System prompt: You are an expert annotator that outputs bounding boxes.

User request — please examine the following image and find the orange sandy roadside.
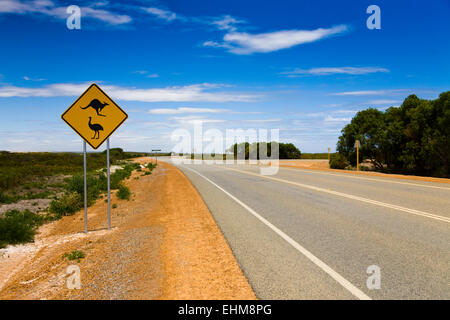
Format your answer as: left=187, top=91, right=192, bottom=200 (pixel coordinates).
left=0, top=159, right=256, bottom=300
left=276, top=160, right=450, bottom=184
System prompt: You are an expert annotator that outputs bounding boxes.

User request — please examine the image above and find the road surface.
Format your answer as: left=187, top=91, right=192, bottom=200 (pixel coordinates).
left=167, top=159, right=450, bottom=300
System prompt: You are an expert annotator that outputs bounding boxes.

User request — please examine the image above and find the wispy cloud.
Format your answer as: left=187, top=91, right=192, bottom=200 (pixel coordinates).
left=143, top=7, right=176, bottom=21
left=332, top=89, right=409, bottom=96
left=241, top=118, right=281, bottom=123
left=211, top=15, right=245, bottom=32
left=149, top=107, right=229, bottom=114
left=0, top=82, right=259, bottom=102
left=0, top=0, right=132, bottom=25
left=324, top=115, right=352, bottom=122
left=24, top=75, right=46, bottom=82
left=280, top=66, right=389, bottom=77
left=169, top=115, right=226, bottom=124
left=204, top=25, right=348, bottom=55
left=366, top=99, right=402, bottom=105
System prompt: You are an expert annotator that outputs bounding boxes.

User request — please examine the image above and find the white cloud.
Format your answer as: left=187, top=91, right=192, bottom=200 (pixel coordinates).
left=280, top=66, right=389, bottom=76
left=0, top=0, right=131, bottom=25
left=146, top=74, right=159, bottom=78
left=366, top=99, right=402, bottom=105
left=23, top=75, right=46, bottom=81
left=169, top=115, right=226, bottom=125
left=143, top=7, right=176, bottom=21
left=149, top=107, right=229, bottom=114
left=324, top=115, right=352, bottom=122
left=241, top=119, right=281, bottom=123
left=0, top=82, right=259, bottom=102
left=203, top=41, right=233, bottom=49
left=211, top=15, right=245, bottom=32
left=205, top=25, right=348, bottom=54
left=332, top=89, right=409, bottom=96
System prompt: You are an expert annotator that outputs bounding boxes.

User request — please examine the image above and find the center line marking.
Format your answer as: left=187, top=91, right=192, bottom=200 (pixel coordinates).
left=219, top=166, right=450, bottom=224
left=183, top=166, right=372, bottom=300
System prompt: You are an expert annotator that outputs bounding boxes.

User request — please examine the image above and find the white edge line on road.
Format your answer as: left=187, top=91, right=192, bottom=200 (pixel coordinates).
left=277, top=166, right=450, bottom=191
left=223, top=166, right=450, bottom=224
left=183, top=166, right=372, bottom=301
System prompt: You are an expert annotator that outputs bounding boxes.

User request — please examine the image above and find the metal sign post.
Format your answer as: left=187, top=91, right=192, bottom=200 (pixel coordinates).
left=328, top=147, right=331, bottom=162
left=107, top=138, right=111, bottom=229
left=83, top=141, right=88, bottom=233
left=152, top=149, right=161, bottom=165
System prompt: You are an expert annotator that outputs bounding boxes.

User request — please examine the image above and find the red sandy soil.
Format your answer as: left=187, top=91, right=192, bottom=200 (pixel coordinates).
left=276, top=160, right=450, bottom=184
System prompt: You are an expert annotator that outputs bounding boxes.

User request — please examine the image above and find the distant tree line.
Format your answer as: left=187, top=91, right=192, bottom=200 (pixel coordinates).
left=228, top=142, right=301, bottom=159
left=335, top=91, right=450, bottom=178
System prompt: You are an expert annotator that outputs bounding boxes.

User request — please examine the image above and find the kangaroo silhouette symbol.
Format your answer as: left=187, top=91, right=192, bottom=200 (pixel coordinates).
left=81, top=99, right=108, bottom=117
left=88, top=117, right=103, bottom=139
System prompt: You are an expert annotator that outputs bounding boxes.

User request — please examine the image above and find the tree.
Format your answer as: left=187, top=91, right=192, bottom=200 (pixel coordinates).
left=228, top=142, right=301, bottom=159
left=335, top=91, right=450, bottom=178
left=337, top=108, right=386, bottom=169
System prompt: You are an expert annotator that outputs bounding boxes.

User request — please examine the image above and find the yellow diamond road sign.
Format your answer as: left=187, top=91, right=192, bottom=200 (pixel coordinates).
left=61, top=83, right=128, bottom=150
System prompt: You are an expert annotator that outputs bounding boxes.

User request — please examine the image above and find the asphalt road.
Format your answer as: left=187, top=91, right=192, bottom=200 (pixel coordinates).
left=167, top=159, right=450, bottom=300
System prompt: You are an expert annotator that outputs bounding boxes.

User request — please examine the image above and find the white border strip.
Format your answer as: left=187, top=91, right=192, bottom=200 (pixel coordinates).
left=183, top=166, right=372, bottom=300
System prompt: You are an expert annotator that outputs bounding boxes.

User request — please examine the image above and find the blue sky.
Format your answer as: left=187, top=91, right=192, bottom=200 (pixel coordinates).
left=0, top=0, right=449, bottom=153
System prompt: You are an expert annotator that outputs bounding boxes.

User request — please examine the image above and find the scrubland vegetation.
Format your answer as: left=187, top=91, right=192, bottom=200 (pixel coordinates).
left=0, top=149, right=148, bottom=248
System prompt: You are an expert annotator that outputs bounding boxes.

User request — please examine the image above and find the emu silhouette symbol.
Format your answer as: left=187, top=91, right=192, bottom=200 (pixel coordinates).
left=88, top=117, right=103, bottom=139
left=81, top=99, right=108, bottom=117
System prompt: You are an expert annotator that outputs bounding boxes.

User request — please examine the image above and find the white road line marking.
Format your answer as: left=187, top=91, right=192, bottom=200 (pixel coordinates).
left=222, top=166, right=450, bottom=224
left=183, top=166, right=372, bottom=301
left=277, top=166, right=450, bottom=190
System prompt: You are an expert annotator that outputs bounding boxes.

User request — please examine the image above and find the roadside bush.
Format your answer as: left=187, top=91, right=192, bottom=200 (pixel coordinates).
left=63, top=250, right=85, bottom=262
left=146, top=163, right=157, bottom=171
left=117, top=185, right=131, bottom=200
left=0, top=210, right=44, bottom=248
left=48, top=192, right=83, bottom=218
left=110, top=163, right=138, bottom=189
left=0, top=191, right=19, bottom=204
left=329, top=153, right=349, bottom=169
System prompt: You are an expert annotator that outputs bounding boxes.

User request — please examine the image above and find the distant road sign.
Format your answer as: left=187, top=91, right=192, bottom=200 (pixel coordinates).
left=61, top=83, right=128, bottom=149
left=152, top=149, right=162, bottom=152
left=354, top=140, right=360, bottom=148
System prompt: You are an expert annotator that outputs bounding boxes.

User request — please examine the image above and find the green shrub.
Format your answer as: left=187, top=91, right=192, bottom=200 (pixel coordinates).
left=329, top=153, right=349, bottom=169
left=65, top=174, right=101, bottom=204
left=48, top=192, right=83, bottom=218
left=146, top=163, right=157, bottom=171
left=0, top=191, right=19, bottom=204
left=117, top=185, right=131, bottom=200
left=0, top=210, right=44, bottom=248
left=63, top=250, right=85, bottom=262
